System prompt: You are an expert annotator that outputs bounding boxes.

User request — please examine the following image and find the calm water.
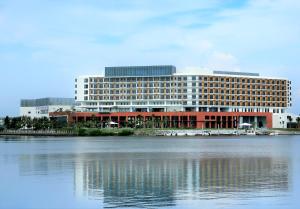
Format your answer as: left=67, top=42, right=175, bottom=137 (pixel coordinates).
left=0, top=136, right=300, bottom=209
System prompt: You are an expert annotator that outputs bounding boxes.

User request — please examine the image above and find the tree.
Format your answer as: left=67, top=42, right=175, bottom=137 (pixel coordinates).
left=287, top=116, right=293, bottom=128
left=11, top=117, right=21, bottom=129
left=4, top=116, right=10, bottom=129
left=18, top=116, right=32, bottom=129
left=41, top=117, right=51, bottom=130
left=163, top=117, right=169, bottom=128
left=296, top=117, right=300, bottom=129
left=145, top=117, right=153, bottom=128
left=136, top=115, right=143, bottom=128
left=33, top=117, right=50, bottom=130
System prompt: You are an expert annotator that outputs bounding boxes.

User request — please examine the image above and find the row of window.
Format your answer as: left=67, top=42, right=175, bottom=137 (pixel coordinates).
left=85, top=88, right=291, bottom=96
left=84, top=76, right=289, bottom=85
left=87, top=94, right=286, bottom=102
left=85, top=89, right=287, bottom=98
left=86, top=82, right=288, bottom=90
left=84, top=96, right=287, bottom=108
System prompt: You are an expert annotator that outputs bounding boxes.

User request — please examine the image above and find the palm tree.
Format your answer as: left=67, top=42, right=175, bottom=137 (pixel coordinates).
left=90, top=114, right=98, bottom=128
left=136, top=115, right=144, bottom=128
left=163, top=117, right=169, bottom=128
left=145, top=115, right=154, bottom=128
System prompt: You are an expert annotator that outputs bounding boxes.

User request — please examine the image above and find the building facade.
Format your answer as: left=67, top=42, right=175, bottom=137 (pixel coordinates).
left=20, top=97, right=75, bottom=118
left=73, top=65, right=292, bottom=128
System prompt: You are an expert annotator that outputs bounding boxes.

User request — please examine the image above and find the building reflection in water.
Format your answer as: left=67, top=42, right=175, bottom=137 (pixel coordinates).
left=73, top=153, right=289, bottom=208
left=17, top=152, right=289, bottom=208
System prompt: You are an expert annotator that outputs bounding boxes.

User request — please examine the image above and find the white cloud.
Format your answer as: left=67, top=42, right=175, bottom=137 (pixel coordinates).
left=206, top=51, right=240, bottom=71
left=1, top=0, right=300, bottom=115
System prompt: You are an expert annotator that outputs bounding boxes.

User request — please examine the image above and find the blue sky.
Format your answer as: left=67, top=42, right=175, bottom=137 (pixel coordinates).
left=0, top=0, right=299, bottom=116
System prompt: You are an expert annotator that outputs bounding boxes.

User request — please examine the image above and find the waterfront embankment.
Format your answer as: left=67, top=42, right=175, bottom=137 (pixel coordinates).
left=1, top=128, right=300, bottom=137
left=0, top=129, right=77, bottom=136
left=0, top=128, right=134, bottom=137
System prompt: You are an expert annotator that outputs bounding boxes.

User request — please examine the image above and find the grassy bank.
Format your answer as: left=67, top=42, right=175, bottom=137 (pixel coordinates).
left=2, top=127, right=300, bottom=137
left=271, top=128, right=300, bottom=131
left=77, top=128, right=134, bottom=136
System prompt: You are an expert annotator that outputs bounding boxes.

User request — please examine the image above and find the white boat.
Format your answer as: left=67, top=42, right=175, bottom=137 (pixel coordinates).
left=269, top=132, right=279, bottom=136
left=246, top=129, right=256, bottom=136
left=200, top=131, right=211, bottom=136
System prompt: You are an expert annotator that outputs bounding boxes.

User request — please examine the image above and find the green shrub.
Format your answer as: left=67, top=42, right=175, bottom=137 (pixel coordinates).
left=89, top=129, right=102, bottom=136
left=78, top=128, right=87, bottom=136
left=99, top=131, right=114, bottom=136
left=118, top=129, right=134, bottom=136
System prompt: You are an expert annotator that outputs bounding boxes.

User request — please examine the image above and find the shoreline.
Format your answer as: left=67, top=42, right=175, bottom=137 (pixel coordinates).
left=1, top=128, right=300, bottom=137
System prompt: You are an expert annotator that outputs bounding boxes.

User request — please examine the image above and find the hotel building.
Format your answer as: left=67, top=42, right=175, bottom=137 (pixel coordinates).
left=57, top=65, right=292, bottom=128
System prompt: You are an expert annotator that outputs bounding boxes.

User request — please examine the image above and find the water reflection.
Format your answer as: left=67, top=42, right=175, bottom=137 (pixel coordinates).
left=17, top=152, right=288, bottom=208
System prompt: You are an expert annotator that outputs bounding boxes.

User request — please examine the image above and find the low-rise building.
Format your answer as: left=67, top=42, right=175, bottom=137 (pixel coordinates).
left=20, top=97, right=75, bottom=118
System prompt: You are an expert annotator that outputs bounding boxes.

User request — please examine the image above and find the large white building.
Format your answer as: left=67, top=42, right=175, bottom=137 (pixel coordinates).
left=20, top=97, right=75, bottom=118
left=74, top=65, right=292, bottom=128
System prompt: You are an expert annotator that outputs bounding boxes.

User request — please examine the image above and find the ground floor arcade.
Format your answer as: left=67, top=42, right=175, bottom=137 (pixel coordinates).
left=50, top=112, right=272, bottom=129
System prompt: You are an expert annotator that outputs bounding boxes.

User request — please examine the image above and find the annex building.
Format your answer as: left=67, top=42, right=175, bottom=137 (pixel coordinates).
left=52, top=65, right=292, bottom=129
left=20, top=97, right=75, bottom=118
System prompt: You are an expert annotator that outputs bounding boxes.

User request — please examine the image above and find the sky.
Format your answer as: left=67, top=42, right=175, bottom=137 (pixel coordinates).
left=0, top=0, right=299, bottom=116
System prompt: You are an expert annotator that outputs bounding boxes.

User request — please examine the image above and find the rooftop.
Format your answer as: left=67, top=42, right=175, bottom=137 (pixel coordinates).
left=21, top=98, right=75, bottom=107
left=105, top=65, right=176, bottom=77
left=213, top=71, right=259, bottom=77
left=77, top=66, right=288, bottom=80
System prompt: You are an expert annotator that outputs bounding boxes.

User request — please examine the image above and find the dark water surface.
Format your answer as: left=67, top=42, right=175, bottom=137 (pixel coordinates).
left=0, top=136, right=300, bottom=209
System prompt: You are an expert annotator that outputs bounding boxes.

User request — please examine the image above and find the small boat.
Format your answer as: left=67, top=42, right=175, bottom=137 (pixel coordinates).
left=233, top=131, right=240, bottom=136
left=201, top=131, right=211, bottom=136
left=269, top=132, right=279, bottom=136
left=246, top=129, right=256, bottom=136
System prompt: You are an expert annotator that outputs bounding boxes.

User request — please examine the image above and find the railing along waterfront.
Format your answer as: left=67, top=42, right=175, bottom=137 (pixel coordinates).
left=0, top=129, right=77, bottom=136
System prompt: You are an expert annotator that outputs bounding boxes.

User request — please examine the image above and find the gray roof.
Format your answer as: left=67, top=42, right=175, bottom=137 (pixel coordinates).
left=20, top=98, right=75, bottom=107
left=105, top=65, right=176, bottom=77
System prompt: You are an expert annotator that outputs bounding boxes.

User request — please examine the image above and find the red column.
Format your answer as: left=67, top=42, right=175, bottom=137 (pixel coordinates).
left=226, top=116, right=228, bottom=129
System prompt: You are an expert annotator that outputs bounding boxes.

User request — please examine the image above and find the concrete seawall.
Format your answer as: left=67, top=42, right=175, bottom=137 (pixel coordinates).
left=0, top=130, right=77, bottom=137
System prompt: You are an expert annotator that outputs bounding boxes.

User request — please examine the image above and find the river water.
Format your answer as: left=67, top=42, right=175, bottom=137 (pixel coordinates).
left=0, top=136, right=299, bottom=209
